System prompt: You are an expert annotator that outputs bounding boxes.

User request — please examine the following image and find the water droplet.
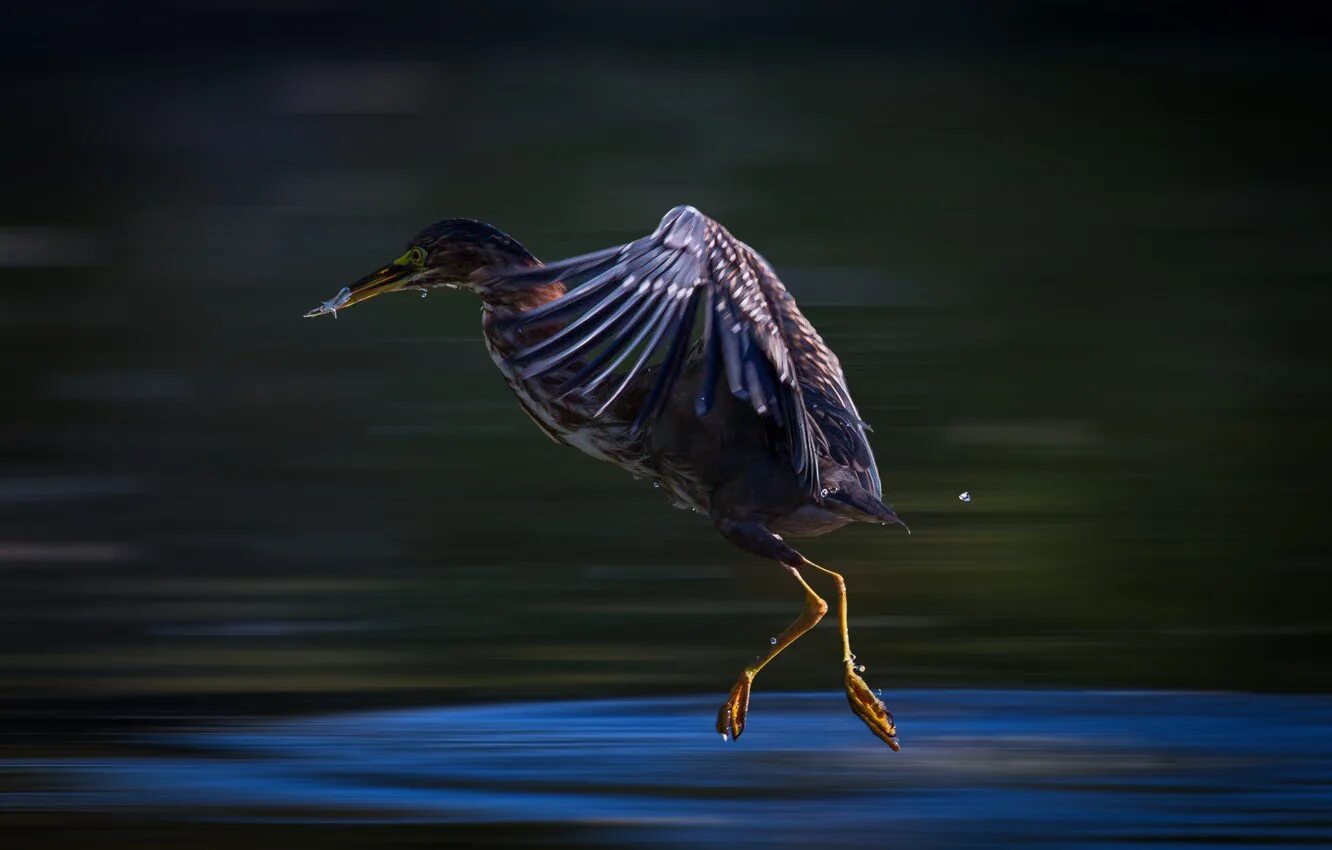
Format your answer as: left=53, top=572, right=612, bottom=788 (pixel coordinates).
left=820, top=488, right=829, bottom=497
left=651, top=481, right=660, bottom=489
left=721, top=732, right=728, bottom=741
left=876, top=689, right=883, bottom=698
left=857, top=664, right=866, bottom=673
left=420, top=289, right=428, bottom=298
left=959, top=491, right=971, bottom=502
left=769, top=636, right=777, bottom=645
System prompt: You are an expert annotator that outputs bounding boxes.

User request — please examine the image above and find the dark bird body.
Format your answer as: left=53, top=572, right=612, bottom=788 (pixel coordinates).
left=307, top=206, right=907, bottom=748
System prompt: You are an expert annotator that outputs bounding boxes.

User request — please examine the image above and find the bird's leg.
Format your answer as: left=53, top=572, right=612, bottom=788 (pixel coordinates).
left=716, top=562, right=827, bottom=741
left=714, top=520, right=828, bottom=741
left=801, top=558, right=900, bottom=750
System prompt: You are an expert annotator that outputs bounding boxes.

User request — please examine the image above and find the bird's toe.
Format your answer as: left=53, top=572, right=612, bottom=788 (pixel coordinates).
left=716, top=675, right=753, bottom=741
left=845, top=664, right=900, bottom=750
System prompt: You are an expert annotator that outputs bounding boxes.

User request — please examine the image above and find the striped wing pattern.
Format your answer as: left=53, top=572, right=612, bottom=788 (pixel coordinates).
left=481, top=205, right=876, bottom=499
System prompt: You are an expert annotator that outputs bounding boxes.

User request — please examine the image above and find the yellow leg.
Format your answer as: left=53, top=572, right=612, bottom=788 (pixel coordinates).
left=803, top=557, right=900, bottom=750
left=716, top=563, right=828, bottom=740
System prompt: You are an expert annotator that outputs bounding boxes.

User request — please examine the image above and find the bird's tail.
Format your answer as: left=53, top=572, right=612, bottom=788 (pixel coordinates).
left=823, top=489, right=910, bottom=534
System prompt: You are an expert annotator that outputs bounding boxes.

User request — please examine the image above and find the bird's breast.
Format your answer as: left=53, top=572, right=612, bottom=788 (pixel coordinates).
left=480, top=310, right=637, bottom=467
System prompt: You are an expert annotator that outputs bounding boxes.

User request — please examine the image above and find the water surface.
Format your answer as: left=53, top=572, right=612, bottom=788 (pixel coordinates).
left=8, top=690, right=1332, bottom=847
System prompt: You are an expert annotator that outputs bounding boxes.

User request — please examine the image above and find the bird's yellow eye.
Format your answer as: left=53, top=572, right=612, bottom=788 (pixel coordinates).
left=395, top=246, right=427, bottom=267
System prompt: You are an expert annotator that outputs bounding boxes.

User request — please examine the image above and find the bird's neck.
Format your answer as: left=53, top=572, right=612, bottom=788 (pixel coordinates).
left=477, top=258, right=569, bottom=360
left=479, top=272, right=566, bottom=314
left=459, top=228, right=564, bottom=315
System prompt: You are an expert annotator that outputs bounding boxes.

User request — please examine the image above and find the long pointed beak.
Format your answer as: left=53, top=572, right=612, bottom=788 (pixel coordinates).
left=304, top=262, right=412, bottom=318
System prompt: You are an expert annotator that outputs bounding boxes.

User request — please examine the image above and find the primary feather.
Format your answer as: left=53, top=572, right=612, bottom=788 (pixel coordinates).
left=479, top=205, right=880, bottom=502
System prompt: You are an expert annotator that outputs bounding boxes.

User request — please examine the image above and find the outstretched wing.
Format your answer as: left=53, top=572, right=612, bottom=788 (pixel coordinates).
left=482, top=205, right=862, bottom=497
left=768, top=285, right=883, bottom=499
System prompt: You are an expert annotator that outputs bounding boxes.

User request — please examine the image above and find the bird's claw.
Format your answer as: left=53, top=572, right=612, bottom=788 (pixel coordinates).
left=845, top=663, right=900, bottom=750
left=716, top=673, right=753, bottom=741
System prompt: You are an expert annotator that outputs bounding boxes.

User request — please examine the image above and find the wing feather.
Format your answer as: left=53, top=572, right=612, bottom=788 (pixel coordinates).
left=479, top=205, right=876, bottom=498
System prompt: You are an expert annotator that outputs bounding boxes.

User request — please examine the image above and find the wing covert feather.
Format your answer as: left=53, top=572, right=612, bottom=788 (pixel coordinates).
left=480, top=205, right=878, bottom=498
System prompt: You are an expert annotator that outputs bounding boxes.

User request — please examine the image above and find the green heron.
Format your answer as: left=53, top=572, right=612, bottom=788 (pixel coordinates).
left=306, top=206, right=908, bottom=749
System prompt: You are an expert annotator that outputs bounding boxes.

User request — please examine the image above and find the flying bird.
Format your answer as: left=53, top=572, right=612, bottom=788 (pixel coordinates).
left=306, top=206, right=908, bottom=748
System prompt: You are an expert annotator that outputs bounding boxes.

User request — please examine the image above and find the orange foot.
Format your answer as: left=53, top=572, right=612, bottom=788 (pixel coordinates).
left=846, top=663, right=900, bottom=750
left=716, top=672, right=753, bottom=741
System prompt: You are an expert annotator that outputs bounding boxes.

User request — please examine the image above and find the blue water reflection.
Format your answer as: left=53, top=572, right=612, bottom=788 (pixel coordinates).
left=8, top=690, right=1331, bottom=847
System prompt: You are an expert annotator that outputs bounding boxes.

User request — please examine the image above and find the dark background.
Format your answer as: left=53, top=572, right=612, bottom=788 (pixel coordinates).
left=2, top=2, right=1330, bottom=844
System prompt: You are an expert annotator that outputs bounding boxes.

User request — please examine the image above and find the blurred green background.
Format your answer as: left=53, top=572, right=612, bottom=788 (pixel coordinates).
left=2, top=2, right=1329, bottom=737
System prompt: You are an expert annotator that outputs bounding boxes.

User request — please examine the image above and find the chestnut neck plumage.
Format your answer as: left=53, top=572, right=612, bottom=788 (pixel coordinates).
left=465, top=234, right=579, bottom=446
left=464, top=233, right=567, bottom=357
left=479, top=277, right=568, bottom=364
left=479, top=277, right=566, bottom=314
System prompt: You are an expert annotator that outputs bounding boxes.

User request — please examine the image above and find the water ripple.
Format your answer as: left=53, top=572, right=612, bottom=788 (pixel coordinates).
left=5, top=690, right=1331, bottom=847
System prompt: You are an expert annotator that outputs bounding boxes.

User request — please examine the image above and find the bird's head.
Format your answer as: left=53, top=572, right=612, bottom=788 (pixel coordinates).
left=304, top=219, right=536, bottom=318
